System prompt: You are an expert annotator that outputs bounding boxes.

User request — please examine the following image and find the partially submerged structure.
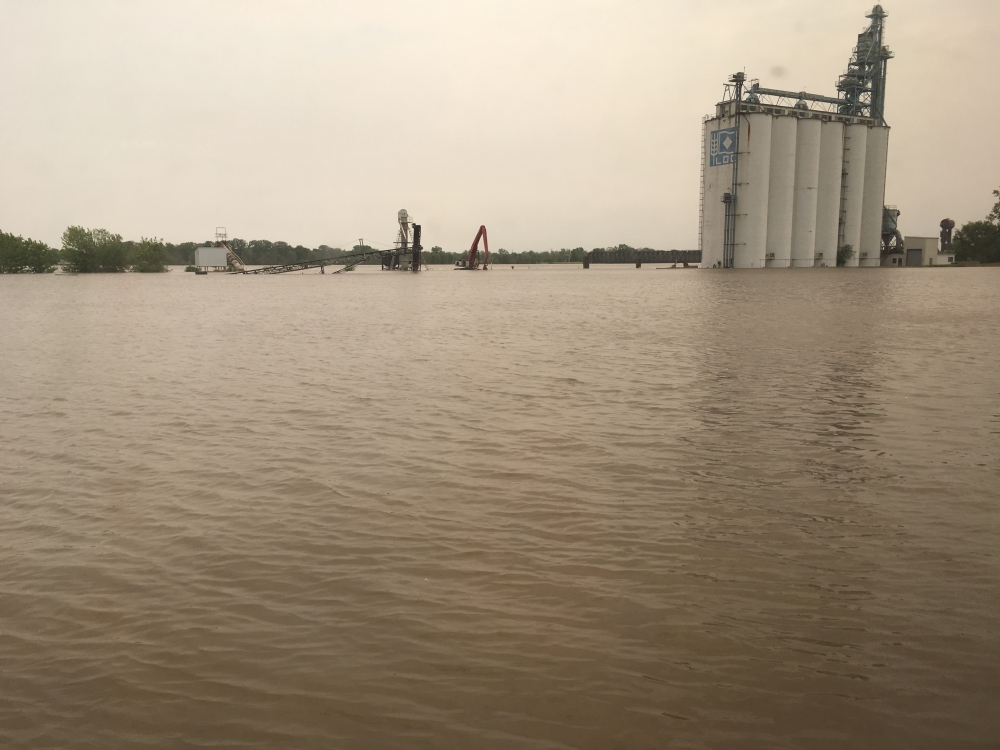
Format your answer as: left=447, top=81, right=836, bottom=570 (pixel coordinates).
left=194, top=228, right=246, bottom=272
left=453, top=225, right=490, bottom=270
left=234, top=212, right=422, bottom=275
left=383, top=210, right=422, bottom=271
left=700, top=5, right=893, bottom=268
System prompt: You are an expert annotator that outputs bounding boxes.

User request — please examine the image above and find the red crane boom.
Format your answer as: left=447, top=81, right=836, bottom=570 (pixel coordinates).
left=467, top=225, right=489, bottom=268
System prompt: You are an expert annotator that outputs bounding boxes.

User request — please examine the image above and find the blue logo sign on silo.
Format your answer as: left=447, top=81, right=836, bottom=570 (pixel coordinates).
left=710, top=127, right=737, bottom=167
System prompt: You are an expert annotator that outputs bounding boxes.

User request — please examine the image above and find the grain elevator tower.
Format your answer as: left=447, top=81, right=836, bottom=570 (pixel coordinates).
left=699, top=5, right=893, bottom=268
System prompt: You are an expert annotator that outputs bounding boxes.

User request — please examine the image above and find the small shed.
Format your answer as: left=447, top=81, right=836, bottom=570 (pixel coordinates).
left=194, top=246, right=229, bottom=269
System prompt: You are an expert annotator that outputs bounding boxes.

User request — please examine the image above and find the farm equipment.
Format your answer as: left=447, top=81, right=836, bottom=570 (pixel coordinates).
left=454, top=225, right=489, bottom=270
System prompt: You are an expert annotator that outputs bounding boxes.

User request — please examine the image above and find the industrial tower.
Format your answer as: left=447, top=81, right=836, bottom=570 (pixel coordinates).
left=384, top=209, right=422, bottom=271
left=700, top=5, right=893, bottom=268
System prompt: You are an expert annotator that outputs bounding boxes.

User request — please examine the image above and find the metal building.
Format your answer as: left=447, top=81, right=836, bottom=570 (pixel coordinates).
left=700, top=5, right=893, bottom=268
left=194, top=246, right=229, bottom=269
left=901, top=237, right=956, bottom=267
left=384, top=209, right=422, bottom=271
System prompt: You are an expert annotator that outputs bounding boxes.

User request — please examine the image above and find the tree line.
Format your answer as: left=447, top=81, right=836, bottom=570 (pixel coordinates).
left=0, top=227, right=352, bottom=273
left=1, top=228, right=609, bottom=273
left=953, top=185, right=1000, bottom=264
left=191, top=242, right=597, bottom=266
left=431, top=247, right=591, bottom=264
left=107, top=238, right=632, bottom=267
left=0, top=231, right=60, bottom=273
left=4, top=184, right=998, bottom=273
left=6, top=197, right=997, bottom=273
left=0, top=226, right=172, bottom=273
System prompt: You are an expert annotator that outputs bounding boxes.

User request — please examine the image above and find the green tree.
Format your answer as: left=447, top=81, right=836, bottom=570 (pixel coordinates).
left=317, top=245, right=345, bottom=259
left=130, top=237, right=170, bottom=272
left=348, top=243, right=384, bottom=264
left=988, top=186, right=1000, bottom=224
left=24, top=238, right=58, bottom=273
left=0, top=231, right=57, bottom=273
left=837, top=244, right=855, bottom=266
left=165, top=241, right=199, bottom=265
left=247, top=239, right=275, bottom=265
left=953, top=185, right=1000, bottom=264
left=953, top=221, right=1000, bottom=264
left=61, top=226, right=128, bottom=272
left=0, top=232, right=19, bottom=272
left=273, top=241, right=295, bottom=263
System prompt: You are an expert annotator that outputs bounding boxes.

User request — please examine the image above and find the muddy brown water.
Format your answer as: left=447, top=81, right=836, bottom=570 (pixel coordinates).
left=1, top=265, right=998, bottom=749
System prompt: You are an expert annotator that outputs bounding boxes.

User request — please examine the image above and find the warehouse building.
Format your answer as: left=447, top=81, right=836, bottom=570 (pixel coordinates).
left=901, top=237, right=955, bottom=267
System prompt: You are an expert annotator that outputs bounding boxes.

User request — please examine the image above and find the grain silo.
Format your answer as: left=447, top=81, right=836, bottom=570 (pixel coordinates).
left=699, top=5, right=893, bottom=269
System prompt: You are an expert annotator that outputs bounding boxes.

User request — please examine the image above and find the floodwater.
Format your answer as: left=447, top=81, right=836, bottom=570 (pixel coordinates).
left=1, top=265, right=998, bottom=749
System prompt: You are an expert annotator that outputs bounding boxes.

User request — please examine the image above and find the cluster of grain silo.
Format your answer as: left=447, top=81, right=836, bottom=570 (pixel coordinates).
left=699, top=5, right=893, bottom=269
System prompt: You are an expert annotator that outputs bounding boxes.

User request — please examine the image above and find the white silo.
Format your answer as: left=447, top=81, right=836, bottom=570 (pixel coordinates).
left=859, top=126, right=890, bottom=266
left=697, top=5, right=894, bottom=270
left=814, top=120, right=845, bottom=267
left=765, top=116, right=797, bottom=267
left=699, top=117, right=731, bottom=268
left=733, top=112, right=773, bottom=268
left=840, top=123, right=868, bottom=267
left=790, top=117, right=822, bottom=267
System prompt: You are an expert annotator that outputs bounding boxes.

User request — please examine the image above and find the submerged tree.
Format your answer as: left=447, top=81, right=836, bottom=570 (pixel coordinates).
left=61, top=226, right=128, bottom=272
left=130, top=237, right=170, bottom=272
left=0, top=231, right=58, bottom=273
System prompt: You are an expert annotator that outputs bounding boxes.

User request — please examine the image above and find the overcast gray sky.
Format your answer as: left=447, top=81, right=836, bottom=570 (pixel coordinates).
left=1, top=0, right=997, bottom=252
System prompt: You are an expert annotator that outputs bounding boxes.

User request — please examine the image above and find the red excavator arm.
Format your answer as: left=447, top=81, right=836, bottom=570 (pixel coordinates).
left=467, top=225, right=489, bottom=267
